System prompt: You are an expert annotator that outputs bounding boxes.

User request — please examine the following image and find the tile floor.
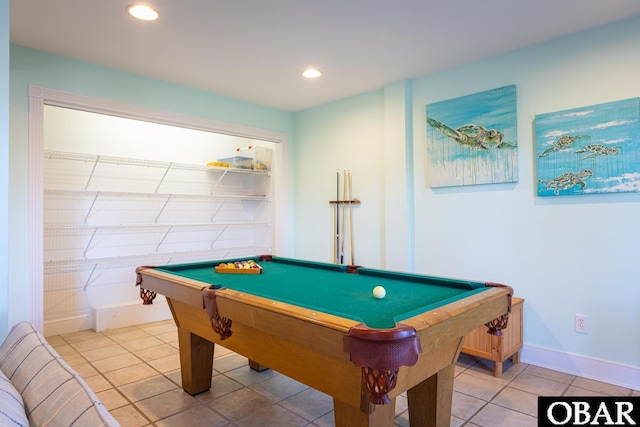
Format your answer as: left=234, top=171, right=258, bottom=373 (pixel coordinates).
left=48, top=320, right=639, bottom=427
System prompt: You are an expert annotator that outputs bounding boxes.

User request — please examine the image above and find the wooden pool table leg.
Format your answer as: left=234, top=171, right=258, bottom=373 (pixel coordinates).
left=406, top=363, right=455, bottom=427
left=333, top=398, right=395, bottom=427
left=248, top=360, right=269, bottom=371
left=177, top=326, right=214, bottom=395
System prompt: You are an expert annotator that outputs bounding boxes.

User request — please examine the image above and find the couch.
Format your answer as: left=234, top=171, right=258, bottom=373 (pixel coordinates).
left=0, top=322, right=120, bottom=426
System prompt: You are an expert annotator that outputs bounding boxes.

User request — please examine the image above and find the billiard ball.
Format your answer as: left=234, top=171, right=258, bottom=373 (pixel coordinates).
left=373, top=286, right=386, bottom=299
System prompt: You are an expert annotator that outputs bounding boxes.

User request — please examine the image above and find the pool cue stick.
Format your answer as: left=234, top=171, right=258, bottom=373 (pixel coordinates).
left=335, top=170, right=340, bottom=263
left=332, top=199, right=336, bottom=263
left=340, top=170, right=347, bottom=264
left=348, top=171, right=354, bottom=265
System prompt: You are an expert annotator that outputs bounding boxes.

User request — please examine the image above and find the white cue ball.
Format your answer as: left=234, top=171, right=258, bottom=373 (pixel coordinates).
left=373, top=286, right=386, bottom=299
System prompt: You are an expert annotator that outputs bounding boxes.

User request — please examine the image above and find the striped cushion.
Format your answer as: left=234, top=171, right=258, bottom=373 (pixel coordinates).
left=0, top=322, right=120, bottom=426
left=0, top=367, right=28, bottom=427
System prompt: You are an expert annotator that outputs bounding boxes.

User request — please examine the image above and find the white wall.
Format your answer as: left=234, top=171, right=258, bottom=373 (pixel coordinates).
left=295, top=16, right=640, bottom=387
left=0, top=0, right=9, bottom=338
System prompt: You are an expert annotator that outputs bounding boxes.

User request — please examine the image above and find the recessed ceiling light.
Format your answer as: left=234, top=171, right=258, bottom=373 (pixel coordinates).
left=127, top=4, right=159, bottom=21
left=302, top=69, right=322, bottom=79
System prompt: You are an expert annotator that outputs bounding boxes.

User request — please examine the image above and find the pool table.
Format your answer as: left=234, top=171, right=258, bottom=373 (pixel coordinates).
left=136, top=255, right=512, bottom=427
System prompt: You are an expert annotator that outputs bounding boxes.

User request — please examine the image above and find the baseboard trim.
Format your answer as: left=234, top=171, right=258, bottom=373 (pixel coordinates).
left=43, top=298, right=173, bottom=336
left=92, top=296, right=172, bottom=332
left=43, top=315, right=93, bottom=337
left=522, top=344, right=639, bottom=390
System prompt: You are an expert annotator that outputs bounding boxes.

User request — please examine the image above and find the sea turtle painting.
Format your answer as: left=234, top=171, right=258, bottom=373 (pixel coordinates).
left=538, top=169, right=593, bottom=195
left=575, top=144, right=620, bottom=160
left=427, top=118, right=516, bottom=150
left=538, top=134, right=590, bottom=158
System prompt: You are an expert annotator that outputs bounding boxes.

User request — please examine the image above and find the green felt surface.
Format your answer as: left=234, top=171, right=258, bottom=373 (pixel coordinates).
left=156, top=256, right=486, bottom=329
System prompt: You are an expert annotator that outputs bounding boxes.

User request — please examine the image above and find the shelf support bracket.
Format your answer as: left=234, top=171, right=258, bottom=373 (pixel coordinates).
left=210, top=200, right=227, bottom=221
left=83, top=228, right=98, bottom=258
left=210, top=170, right=228, bottom=194
left=155, top=225, right=173, bottom=252
left=155, top=162, right=173, bottom=193
left=82, top=263, right=99, bottom=291
left=210, top=225, right=229, bottom=249
left=155, top=194, right=173, bottom=223
left=84, top=193, right=100, bottom=224
left=84, top=155, right=101, bottom=190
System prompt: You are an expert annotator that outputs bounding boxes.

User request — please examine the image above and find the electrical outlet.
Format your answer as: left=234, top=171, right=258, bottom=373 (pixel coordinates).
left=574, top=314, right=589, bottom=334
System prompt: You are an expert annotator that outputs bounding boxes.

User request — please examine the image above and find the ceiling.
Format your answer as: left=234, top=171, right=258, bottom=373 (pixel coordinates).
left=10, top=1, right=640, bottom=112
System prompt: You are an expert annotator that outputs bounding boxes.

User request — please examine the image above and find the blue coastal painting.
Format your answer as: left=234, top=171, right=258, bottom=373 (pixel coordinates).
left=426, top=85, right=518, bottom=188
left=535, top=98, right=640, bottom=196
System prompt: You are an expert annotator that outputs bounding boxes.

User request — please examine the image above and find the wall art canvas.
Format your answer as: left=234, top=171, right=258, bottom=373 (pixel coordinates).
left=535, top=97, right=640, bottom=196
left=425, top=85, right=518, bottom=188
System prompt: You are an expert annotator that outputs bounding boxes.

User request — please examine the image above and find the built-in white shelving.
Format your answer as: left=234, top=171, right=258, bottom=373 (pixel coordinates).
left=43, top=149, right=273, bottom=329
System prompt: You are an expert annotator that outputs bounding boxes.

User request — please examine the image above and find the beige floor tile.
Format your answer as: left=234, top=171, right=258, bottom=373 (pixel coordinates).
left=96, top=388, right=129, bottom=411
left=491, top=386, right=538, bottom=417
left=214, top=353, right=249, bottom=373
left=210, top=387, right=273, bottom=421
left=103, top=362, right=159, bottom=387
left=195, top=375, right=245, bottom=403
left=109, top=404, right=150, bottom=427
left=155, top=405, right=229, bottom=427
left=571, top=376, right=632, bottom=396
left=103, top=325, right=143, bottom=336
left=84, top=374, right=114, bottom=393
left=509, top=372, right=569, bottom=396
left=82, top=344, right=130, bottom=361
left=109, top=329, right=153, bottom=343
left=469, top=402, right=537, bottom=427
left=135, top=388, right=200, bottom=422
left=155, top=330, right=178, bottom=344
left=71, top=361, right=99, bottom=378
left=138, top=322, right=177, bottom=336
left=226, top=364, right=279, bottom=387
left=249, top=372, right=307, bottom=401
left=280, top=387, right=333, bottom=421
left=147, top=353, right=181, bottom=373
left=61, top=329, right=105, bottom=344
left=70, top=336, right=118, bottom=352
left=118, top=375, right=178, bottom=402
left=453, top=372, right=506, bottom=401
left=49, top=343, right=77, bottom=356
left=214, top=344, right=234, bottom=357
left=164, top=369, right=182, bottom=387
left=395, top=394, right=408, bottom=415
left=451, top=390, right=487, bottom=420
left=120, top=336, right=164, bottom=352
left=93, top=352, right=143, bottom=373
left=524, top=364, right=575, bottom=384
left=564, top=385, right=607, bottom=396
left=134, top=343, right=178, bottom=361
left=236, top=403, right=307, bottom=427
left=59, top=351, right=86, bottom=367
left=311, top=411, right=335, bottom=427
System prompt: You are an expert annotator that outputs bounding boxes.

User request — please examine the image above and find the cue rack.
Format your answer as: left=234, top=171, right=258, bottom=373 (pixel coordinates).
left=329, top=170, right=360, bottom=265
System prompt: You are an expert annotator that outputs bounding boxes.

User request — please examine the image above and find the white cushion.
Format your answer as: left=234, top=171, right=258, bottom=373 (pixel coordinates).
left=0, top=367, right=29, bottom=427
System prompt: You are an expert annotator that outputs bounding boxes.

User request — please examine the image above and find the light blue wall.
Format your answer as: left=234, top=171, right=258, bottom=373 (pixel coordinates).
left=8, top=46, right=294, bottom=330
left=411, top=16, right=640, bottom=368
left=294, top=15, right=640, bottom=380
left=0, top=0, right=9, bottom=338
left=294, top=91, right=386, bottom=266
